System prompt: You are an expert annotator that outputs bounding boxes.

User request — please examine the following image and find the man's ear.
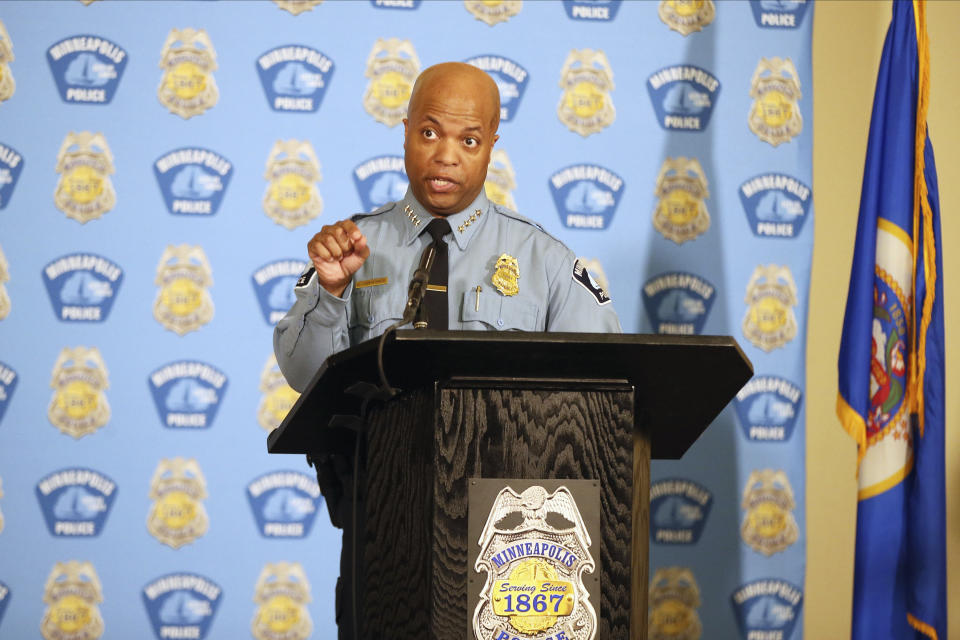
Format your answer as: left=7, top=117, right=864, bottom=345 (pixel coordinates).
left=402, top=117, right=409, bottom=150
left=492, top=134, right=499, bottom=146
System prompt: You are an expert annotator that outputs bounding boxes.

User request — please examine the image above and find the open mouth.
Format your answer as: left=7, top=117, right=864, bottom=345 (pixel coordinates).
left=428, top=177, right=458, bottom=193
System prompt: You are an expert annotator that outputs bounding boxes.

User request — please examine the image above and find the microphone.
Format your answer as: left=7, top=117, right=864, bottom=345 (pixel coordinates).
left=401, top=242, right=436, bottom=326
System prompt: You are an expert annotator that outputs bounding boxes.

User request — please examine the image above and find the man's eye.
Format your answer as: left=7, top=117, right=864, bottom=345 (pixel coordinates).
left=422, top=129, right=437, bottom=139
left=464, top=137, right=478, bottom=148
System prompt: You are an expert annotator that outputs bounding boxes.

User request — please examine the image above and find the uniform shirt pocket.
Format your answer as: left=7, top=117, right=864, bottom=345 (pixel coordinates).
left=460, top=286, right=541, bottom=331
left=349, top=286, right=405, bottom=343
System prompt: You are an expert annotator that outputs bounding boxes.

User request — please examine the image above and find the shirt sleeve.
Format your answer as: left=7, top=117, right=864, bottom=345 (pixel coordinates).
left=544, top=247, right=622, bottom=334
left=273, top=266, right=354, bottom=392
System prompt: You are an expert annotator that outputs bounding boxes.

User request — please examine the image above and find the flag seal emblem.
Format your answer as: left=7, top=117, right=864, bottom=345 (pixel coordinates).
left=868, top=267, right=909, bottom=442
left=54, top=131, right=115, bottom=223
left=48, top=346, right=110, bottom=438
left=730, top=578, right=803, bottom=640
left=734, top=375, right=803, bottom=442
left=153, top=245, right=214, bottom=335
left=549, top=164, right=624, bottom=230
left=246, top=470, right=323, bottom=538
left=557, top=49, right=615, bottom=137
left=563, top=0, right=622, bottom=21
left=148, top=360, right=228, bottom=429
left=363, top=38, right=420, bottom=127
left=748, top=57, right=802, bottom=146
left=653, top=157, right=710, bottom=244
left=0, top=141, right=24, bottom=209
left=46, top=35, right=128, bottom=104
left=465, top=0, right=522, bottom=26
left=36, top=468, right=118, bottom=537
left=0, top=360, right=15, bottom=426
left=157, top=28, right=218, bottom=119
left=650, top=478, right=713, bottom=545
left=256, top=45, right=335, bottom=113
left=41, top=561, right=104, bottom=640
left=147, top=457, right=209, bottom=549
left=464, top=54, right=529, bottom=123
left=642, top=271, right=716, bottom=335
left=647, top=65, right=720, bottom=131
left=740, top=469, right=799, bottom=555
left=252, top=259, right=309, bottom=325
left=484, top=149, right=518, bottom=210
left=259, top=354, right=300, bottom=432
left=273, top=0, right=323, bottom=15
left=42, top=253, right=123, bottom=323
left=742, top=264, right=798, bottom=351
left=353, top=155, right=407, bottom=212
left=749, top=0, right=809, bottom=29
left=648, top=567, right=702, bottom=640
left=142, top=573, right=223, bottom=640
left=738, top=173, right=811, bottom=238
left=658, top=0, right=715, bottom=35
left=0, top=21, right=14, bottom=103
left=263, top=140, right=323, bottom=229
left=153, top=147, right=233, bottom=216
left=252, top=563, right=312, bottom=640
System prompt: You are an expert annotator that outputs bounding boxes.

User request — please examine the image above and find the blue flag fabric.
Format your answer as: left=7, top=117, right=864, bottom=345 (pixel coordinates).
left=837, top=1, right=946, bottom=639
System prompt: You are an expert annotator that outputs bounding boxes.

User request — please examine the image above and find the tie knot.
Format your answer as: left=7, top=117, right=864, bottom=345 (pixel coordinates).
left=425, top=218, right=451, bottom=243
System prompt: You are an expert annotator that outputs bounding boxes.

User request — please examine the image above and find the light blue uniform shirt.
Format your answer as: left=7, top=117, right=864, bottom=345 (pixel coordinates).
left=274, top=189, right=621, bottom=391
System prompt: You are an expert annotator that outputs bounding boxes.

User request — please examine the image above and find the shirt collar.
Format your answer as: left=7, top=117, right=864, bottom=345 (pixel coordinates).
left=398, top=188, right=492, bottom=251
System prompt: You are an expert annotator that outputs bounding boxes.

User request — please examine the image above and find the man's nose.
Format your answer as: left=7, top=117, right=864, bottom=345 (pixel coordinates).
left=433, top=137, right=459, bottom=165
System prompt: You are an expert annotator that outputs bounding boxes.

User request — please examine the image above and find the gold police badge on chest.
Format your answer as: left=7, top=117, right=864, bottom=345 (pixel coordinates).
left=54, top=132, right=116, bottom=224
left=484, top=149, right=518, bottom=211
left=653, top=157, right=710, bottom=244
left=48, top=346, right=110, bottom=439
left=749, top=57, right=803, bottom=146
left=740, top=469, right=799, bottom=555
left=363, top=38, right=420, bottom=127
left=492, top=254, right=520, bottom=297
left=0, top=243, right=9, bottom=320
left=252, top=562, right=312, bottom=640
left=742, top=264, right=798, bottom=351
left=154, top=244, right=214, bottom=335
left=465, top=0, right=523, bottom=26
left=0, top=20, right=14, bottom=104
left=658, top=0, right=715, bottom=36
left=258, top=354, right=300, bottom=432
left=273, top=0, right=323, bottom=15
left=41, top=561, right=104, bottom=640
left=558, top=49, right=616, bottom=137
left=147, top=457, right=208, bottom=549
left=263, top=140, right=323, bottom=229
left=158, top=28, right=218, bottom=119
left=648, top=567, right=702, bottom=640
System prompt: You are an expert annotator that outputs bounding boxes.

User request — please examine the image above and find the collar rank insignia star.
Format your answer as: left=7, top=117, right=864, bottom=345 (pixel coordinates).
left=492, top=254, right=519, bottom=296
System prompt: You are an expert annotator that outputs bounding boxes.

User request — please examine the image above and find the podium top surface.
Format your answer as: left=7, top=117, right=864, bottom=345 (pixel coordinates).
left=268, top=331, right=752, bottom=459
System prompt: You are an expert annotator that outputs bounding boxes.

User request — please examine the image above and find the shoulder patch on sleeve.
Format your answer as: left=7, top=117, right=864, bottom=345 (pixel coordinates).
left=296, top=266, right=316, bottom=288
left=572, top=259, right=611, bottom=306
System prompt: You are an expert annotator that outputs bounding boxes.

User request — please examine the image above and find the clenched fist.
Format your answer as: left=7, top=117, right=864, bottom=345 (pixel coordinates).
left=307, top=219, right=370, bottom=297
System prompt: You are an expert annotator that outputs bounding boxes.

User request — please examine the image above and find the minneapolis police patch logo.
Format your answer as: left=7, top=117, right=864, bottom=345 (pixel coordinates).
left=740, top=469, right=799, bottom=556
left=647, top=65, right=720, bottom=132
left=42, top=561, right=104, bottom=640
left=549, top=164, right=624, bottom=230
left=154, top=244, right=214, bottom=335
left=148, top=457, right=209, bottom=549
left=54, top=131, right=116, bottom=223
left=642, top=272, right=715, bottom=335
left=252, top=563, right=312, bottom=640
left=353, top=155, right=407, bottom=212
left=42, top=253, right=123, bottom=322
left=363, top=38, right=420, bottom=127
left=742, top=264, right=798, bottom=351
left=485, top=149, right=517, bottom=210
left=142, top=573, right=223, bottom=640
left=734, top=375, right=802, bottom=443
left=0, top=142, right=23, bottom=209
left=274, top=0, right=323, bottom=15
left=158, top=28, right=218, bottom=119
left=46, top=35, right=127, bottom=104
left=252, top=259, right=308, bottom=325
left=465, top=54, right=529, bottom=122
left=259, top=354, right=300, bottom=432
left=0, top=361, right=17, bottom=426
left=246, top=470, right=322, bottom=538
left=648, top=566, right=702, bottom=640
left=0, top=21, right=14, bottom=104
left=148, top=361, right=228, bottom=429
left=35, top=468, right=118, bottom=537
left=659, top=0, right=714, bottom=35
left=256, top=45, right=334, bottom=113
left=750, top=0, right=809, bottom=29
left=749, top=57, right=802, bottom=146
left=650, top=478, right=712, bottom=545
left=653, top=157, right=710, bottom=244
left=465, top=0, right=522, bottom=26
left=371, top=0, right=422, bottom=8
left=154, top=147, right=233, bottom=216
left=739, top=173, right=811, bottom=238
left=564, top=0, right=622, bottom=21
left=48, top=346, right=110, bottom=439
left=0, top=579, right=9, bottom=627
left=731, top=578, right=803, bottom=640
left=558, top=48, right=615, bottom=137
left=263, top=139, right=323, bottom=229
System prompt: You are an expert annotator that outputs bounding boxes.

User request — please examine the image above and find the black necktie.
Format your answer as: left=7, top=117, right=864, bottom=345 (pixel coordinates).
left=416, top=217, right=450, bottom=329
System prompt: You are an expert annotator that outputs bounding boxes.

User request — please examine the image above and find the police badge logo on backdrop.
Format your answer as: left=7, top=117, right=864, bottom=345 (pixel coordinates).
left=648, top=567, right=702, bottom=640
left=142, top=573, right=223, bottom=640
left=153, top=245, right=214, bottom=335
left=465, top=0, right=523, bottom=26
left=642, top=272, right=716, bottom=335
left=650, top=478, right=713, bottom=545
left=252, top=259, right=308, bottom=324
left=653, top=157, right=710, bottom=244
left=154, top=148, right=233, bottom=216
left=0, top=361, right=16, bottom=425
left=54, top=132, right=115, bottom=223
left=147, top=457, right=209, bottom=549
left=251, top=562, right=312, bottom=640
left=464, top=55, right=529, bottom=122
left=35, top=468, right=117, bottom=537
left=258, top=354, right=300, bottom=432
left=41, top=561, right=104, bottom=640
left=42, top=254, right=123, bottom=322
left=46, top=35, right=128, bottom=104
left=370, top=0, right=422, bottom=9
left=48, top=346, right=110, bottom=439
left=157, top=28, right=218, bottom=119
left=730, top=578, right=803, bottom=640
left=273, top=0, right=323, bottom=15
left=557, top=49, right=615, bottom=137
left=740, top=469, right=799, bottom=556
left=739, top=173, right=811, bottom=238
left=564, top=0, right=622, bottom=21
left=549, top=164, right=624, bottom=230
left=263, top=140, right=323, bottom=229
left=0, top=21, right=14, bottom=104
left=734, top=375, right=802, bottom=443
left=148, top=361, right=228, bottom=429
left=748, top=57, right=802, bottom=146
left=0, top=142, right=24, bottom=209
left=742, top=264, right=798, bottom=351
left=750, top=0, right=809, bottom=29
left=353, top=155, right=407, bottom=212
left=256, top=45, right=334, bottom=113
left=0, top=579, right=9, bottom=629
left=485, top=149, right=518, bottom=211
left=245, top=470, right=322, bottom=538
left=363, top=38, right=420, bottom=127
left=658, top=0, right=714, bottom=34
left=647, top=65, right=720, bottom=131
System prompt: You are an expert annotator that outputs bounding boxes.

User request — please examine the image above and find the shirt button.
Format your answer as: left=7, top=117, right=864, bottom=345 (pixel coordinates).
left=367, top=315, right=374, bottom=323
left=497, top=318, right=504, bottom=327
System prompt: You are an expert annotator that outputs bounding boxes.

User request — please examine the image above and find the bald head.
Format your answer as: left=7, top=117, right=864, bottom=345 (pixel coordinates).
left=408, top=62, right=501, bottom=132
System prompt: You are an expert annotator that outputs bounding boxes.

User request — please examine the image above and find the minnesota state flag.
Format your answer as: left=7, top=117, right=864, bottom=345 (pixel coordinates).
left=837, top=1, right=946, bottom=639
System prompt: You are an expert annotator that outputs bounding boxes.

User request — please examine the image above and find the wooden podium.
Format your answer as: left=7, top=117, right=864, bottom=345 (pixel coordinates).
left=268, top=331, right=752, bottom=640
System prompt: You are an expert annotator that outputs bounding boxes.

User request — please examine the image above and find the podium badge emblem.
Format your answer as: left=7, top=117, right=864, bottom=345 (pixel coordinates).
left=147, top=457, right=209, bottom=548
left=258, top=354, right=300, bottom=431
left=742, top=264, right=798, bottom=351
left=54, top=132, right=116, bottom=223
left=740, top=469, right=799, bottom=556
left=263, top=140, right=323, bottom=229
left=658, top=0, right=715, bottom=35
left=653, top=157, right=710, bottom=244
left=48, top=346, right=110, bottom=438
left=748, top=57, right=802, bottom=146
left=154, top=245, right=214, bottom=335
left=473, top=485, right=597, bottom=640
left=484, top=149, right=518, bottom=211
left=363, top=38, right=420, bottom=127
left=273, top=0, right=323, bottom=15
left=157, top=28, right=218, bottom=119
left=252, top=562, right=312, bottom=640
left=465, top=0, right=523, bottom=26
left=648, top=567, right=702, bottom=640
left=0, top=21, right=14, bottom=103
left=41, top=561, right=104, bottom=640
left=491, top=254, right=520, bottom=297
left=0, top=243, right=9, bottom=320
left=557, top=49, right=615, bottom=137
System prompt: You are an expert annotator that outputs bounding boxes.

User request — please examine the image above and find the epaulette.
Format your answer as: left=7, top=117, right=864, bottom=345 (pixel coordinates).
left=351, top=200, right=397, bottom=222
left=492, top=203, right=564, bottom=243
